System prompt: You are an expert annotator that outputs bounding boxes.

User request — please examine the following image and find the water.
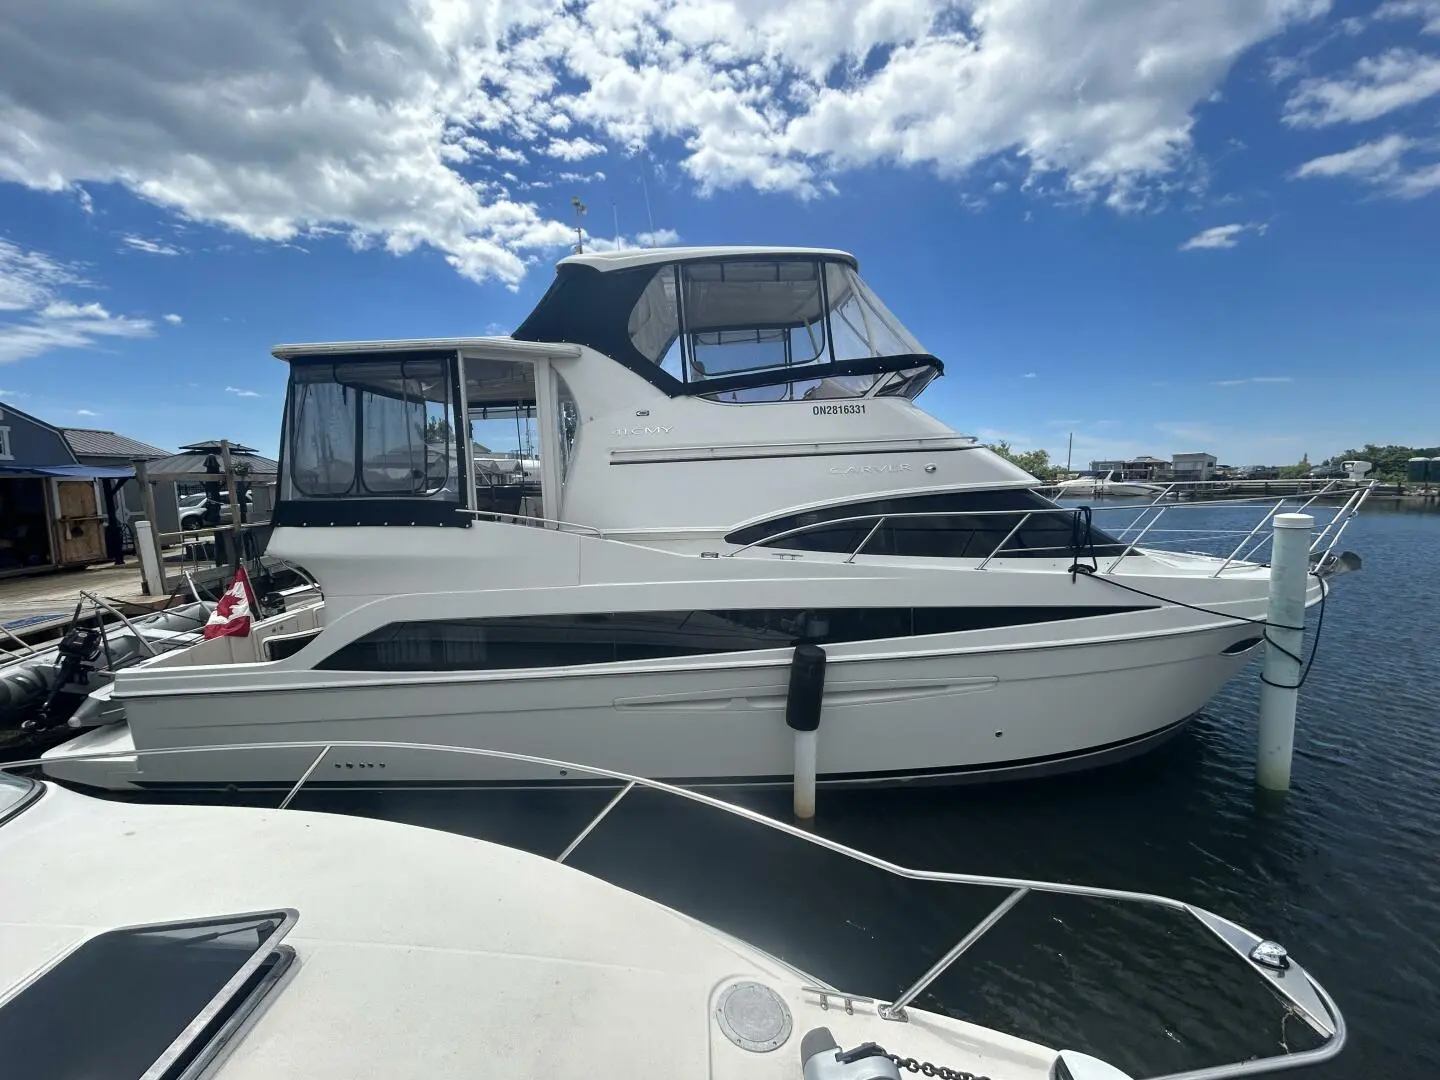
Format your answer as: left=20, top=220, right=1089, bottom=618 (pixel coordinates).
left=19, top=502, right=1440, bottom=1077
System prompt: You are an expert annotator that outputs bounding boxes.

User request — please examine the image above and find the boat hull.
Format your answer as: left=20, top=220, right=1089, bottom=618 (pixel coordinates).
left=43, top=621, right=1260, bottom=790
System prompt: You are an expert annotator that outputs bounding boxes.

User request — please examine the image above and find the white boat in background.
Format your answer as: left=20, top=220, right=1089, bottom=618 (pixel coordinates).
left=1054, top=471, right=1168, bottom=499
left=0, top=740, right=1347, bottom=1080
left=42, top=246, right=1373, bottom=792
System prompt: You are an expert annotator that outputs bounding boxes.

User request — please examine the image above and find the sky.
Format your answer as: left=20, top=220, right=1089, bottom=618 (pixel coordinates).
left=0, top=0, right=1436, bottom=468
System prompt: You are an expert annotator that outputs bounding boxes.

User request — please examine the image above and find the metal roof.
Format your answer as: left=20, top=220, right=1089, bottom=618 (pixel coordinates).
left=142, top=449, right=279, bottom=479
left=60, top=428, right=168, bottom=460
left=178, top=439, right=260, bottom=454
left=557, top=246, right=857, bottom=272
left=0, top=463, right=134, bottom=480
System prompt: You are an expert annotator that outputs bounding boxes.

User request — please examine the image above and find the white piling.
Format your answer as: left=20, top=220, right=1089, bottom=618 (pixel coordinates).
left=786, top=643, right=826, bottom=820
left=793, top=729, right=818, bottom=820
left=1256, top=512, right=1314, bottom=791
left=133, top=519, right=165, bottom=597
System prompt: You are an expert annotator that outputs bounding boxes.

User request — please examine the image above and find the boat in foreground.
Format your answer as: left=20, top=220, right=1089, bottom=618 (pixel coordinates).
left=1, top=740, right=1345, bottom=1080
left=40, top=246, right=1372, bottom=791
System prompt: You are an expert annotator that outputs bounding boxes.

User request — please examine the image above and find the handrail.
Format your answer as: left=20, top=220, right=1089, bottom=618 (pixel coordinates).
left=78, top=591, right=159, bottom=658
left=725, top=505, right=1097, bottom=558
left=10, top=737, right=1344, bottom=1080
left=723, top=485, right=1372, bottom=576
left=456, top=508, right=606, bottom=537
left=1215, top=481, right=1342, bottom=573
left=844, top=516, right=888, bottom=564
left=1103, top=505, right=1168, bottom=574
left=975, top=511, right=1031, bottom=570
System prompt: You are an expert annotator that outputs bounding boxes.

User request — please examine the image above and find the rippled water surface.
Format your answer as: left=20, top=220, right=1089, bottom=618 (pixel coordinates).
left=37, top=502, right=1440, bottom=1077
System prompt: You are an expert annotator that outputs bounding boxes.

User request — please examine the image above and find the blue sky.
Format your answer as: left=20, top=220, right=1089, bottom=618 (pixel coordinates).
left=0, top=0, right=1436, bottom=467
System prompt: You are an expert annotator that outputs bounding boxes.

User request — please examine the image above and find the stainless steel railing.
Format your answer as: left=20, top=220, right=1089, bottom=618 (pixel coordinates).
left=723, top=481, right=1376, bottom=578
left=7, top=738, right=1345, bottom=1080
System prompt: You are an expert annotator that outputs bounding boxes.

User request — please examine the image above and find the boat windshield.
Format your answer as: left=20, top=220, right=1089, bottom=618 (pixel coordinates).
left=513, top=254, right=941, bottom=402
left=633, top=259, right=931, bottom=401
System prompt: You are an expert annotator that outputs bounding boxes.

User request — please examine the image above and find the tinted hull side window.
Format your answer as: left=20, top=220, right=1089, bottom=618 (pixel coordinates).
left=726, top=490, right=1133, bottom=559
left=316, top=606, right=1148, bottom=672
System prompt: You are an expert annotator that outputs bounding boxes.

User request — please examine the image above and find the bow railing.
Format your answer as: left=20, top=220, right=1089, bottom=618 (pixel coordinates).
left=722, top=481, right=1376, bottom=577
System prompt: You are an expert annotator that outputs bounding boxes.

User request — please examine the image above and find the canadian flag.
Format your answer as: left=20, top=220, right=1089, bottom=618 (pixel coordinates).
left=203, top=565, right=256, bottom=639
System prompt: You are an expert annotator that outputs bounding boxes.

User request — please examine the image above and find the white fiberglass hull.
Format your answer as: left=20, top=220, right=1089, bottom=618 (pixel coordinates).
left=1055, top=480, right=1165, bottom=499
left=43, top=618, right=1261, bottom=791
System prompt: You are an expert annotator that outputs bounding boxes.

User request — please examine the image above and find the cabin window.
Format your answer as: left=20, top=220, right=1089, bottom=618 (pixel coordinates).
left=357, top=361, right=453, bottom=496
left=825, top=263, right=923, bottom=361
left=284, top=358, right=459, bottom=502
left=623, top=256, right=932, bottom=402
left=725, top=490, right=1134, bottom=560
left=288, top=372, right=358, bottom=497
left=555, top=372, right=579, bottom=485
left=0, top=911, right=295, bottom=1080
left=628, top=267, right=680, bottom=369
left=315, top=605, right=1148, bottom=671
left=682, top=260, right=829, bottom=379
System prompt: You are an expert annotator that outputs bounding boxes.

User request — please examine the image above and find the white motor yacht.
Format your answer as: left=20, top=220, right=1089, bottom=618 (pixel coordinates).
left=0, top=741, right=1345, bottom=1080
left=1053, top=472, right=1167, bottom=499
left=42, top=247, right=1371, bottom=791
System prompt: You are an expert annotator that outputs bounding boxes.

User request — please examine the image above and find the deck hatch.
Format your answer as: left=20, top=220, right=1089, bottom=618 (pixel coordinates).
left=0, top=908, right=297, bottom=1080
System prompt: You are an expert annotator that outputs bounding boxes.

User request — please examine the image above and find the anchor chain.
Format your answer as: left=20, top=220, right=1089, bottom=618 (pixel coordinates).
left=885, top=1052, right=991, bottom=1080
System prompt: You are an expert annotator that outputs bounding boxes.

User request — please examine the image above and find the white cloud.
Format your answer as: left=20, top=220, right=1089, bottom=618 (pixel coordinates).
left=1284, top=49, right=1440, bottom=126
left=121, top=234, right=181, bottom=256
left=75, top=408, right=99, bottom=417
left=1022, top=372, right=1037, bottom=378
left=1212, top=376, right=1294, bottom=386
left=162, top=313, right=182, bottom=324
left=0, top=388, right=21, bottom=398
left=583, top=226, right=681, bottom=252
left=0, top=239, right=81, bottom=311
left=1392, top=160, right=1440, bottom=196
left=0, top=0, right=1330, bottom=285
left=0, top=240, right=153, bottom=363
left=0, top=0, right=576, bottom=286
left=1377, top=1, right=1440, bottom=35
left=1295, top=134, right=1412, bottom=178
left=1293, top=133, right=1440, bottom=198
left=635, top=227, right=679, bottom=246
left=1179, top=222, right=1263, bottom=250
left=225, top=386, right=262, bottom=398
left=544, top=137, right=605, bottom=161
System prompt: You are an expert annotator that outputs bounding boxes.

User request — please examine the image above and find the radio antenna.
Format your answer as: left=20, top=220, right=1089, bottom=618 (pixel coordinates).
left=571, top=196, right=587, bottom=253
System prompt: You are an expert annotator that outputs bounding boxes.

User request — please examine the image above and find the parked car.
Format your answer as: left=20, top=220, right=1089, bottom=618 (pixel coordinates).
left=177, top=491, right=253, bottom=531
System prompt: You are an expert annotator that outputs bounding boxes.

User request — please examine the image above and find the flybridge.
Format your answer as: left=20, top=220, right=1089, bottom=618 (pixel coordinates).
left=513, top=247, right=942, bottom=403
left=271, top=247, right=954, bottom=531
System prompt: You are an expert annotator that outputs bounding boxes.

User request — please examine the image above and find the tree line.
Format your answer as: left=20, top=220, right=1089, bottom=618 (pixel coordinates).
left=1281, top=444, right=1440, bottom=482
left=988, top=441, right=1440, bottom=483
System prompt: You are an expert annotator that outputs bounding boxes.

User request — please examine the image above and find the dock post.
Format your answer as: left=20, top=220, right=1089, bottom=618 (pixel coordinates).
left=786, top=644, right=826, bottom=819
left=133, top=519, right=165, bottom=597
left=1256, top=513, right=1314, bottom=791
